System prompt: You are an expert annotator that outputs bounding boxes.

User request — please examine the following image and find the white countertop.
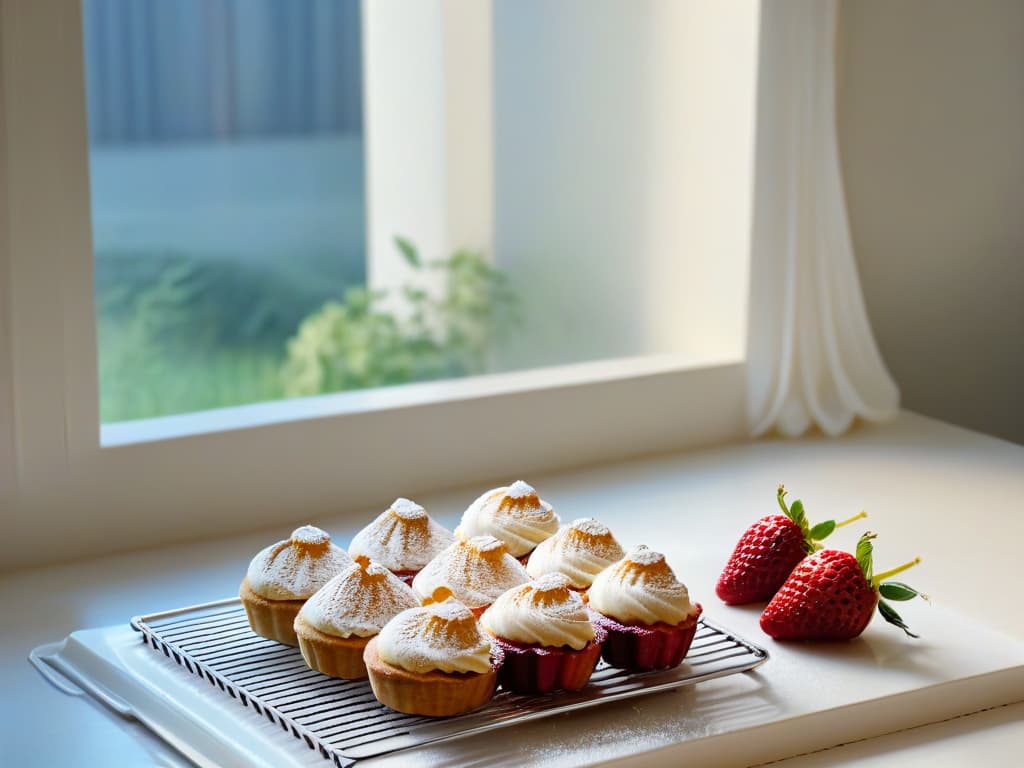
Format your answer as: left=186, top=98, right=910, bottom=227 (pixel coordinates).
left=2, top=411, right=1023, bottom=766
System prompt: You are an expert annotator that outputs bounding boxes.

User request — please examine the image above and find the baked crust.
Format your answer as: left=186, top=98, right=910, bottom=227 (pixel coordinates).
left=591, top=603, right=703, bottom=671
left=363, top=638, right=501, bottom=716
left=239, top=577, right=304, bottom=646
left=491, top=633, right=605, bottom=694
left=294, top=614, right=372, bottom=679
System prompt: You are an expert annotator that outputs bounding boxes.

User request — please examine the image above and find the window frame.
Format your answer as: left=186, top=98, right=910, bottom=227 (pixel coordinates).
left=0, top=0, right=750, bottom=570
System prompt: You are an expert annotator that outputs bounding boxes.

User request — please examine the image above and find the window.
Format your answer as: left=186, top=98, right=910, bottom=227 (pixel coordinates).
left=84, top=0, right=367, bottom=422
left=0, top=1, right=759, bottom=569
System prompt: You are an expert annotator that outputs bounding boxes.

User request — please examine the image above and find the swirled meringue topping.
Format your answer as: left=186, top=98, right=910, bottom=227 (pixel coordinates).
left=298, top=556, right=419, bottom=638
left=454, top=481, right=560, bottom=557
left=526, top=518, right=625, bottom=589
left=411, top=535, right=530, bottom=610
left=588, top=545, right=697, bottom=626
left=348, top=498, right=455, bottom=572
left=480, top=573, right=596, bottom=650
left=246, top=526, right=352, bottom=600
left=375, top=600, right=494, bottom=674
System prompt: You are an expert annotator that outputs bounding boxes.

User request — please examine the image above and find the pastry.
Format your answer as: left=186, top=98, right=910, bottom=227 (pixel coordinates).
left=239, top=525, right=352, bottom=646
left=480, top=573, right=605, bottom=694
left=348, top=498, right=455, bottom=585
left=294, top=555, right=419, bottom=679
left=526, top=517, right=625, bottom=593
left=364, top=599, right=503, bottom=716
left=411, top=535, right=530, bottom=616
left=455, top=480, right=560, bottom=561
left=588, top=545, right=702, bottom=671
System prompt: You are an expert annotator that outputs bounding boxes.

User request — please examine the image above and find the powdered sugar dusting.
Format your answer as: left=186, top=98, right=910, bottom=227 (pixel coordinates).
left=507, top=480, right=536, bottom=499
left=456, top=484, right=560, bottom=557
left=411, top=536, right=530, bottom=609
left=363, top=560, right=392, bottom=578
left=627, top=545, right=665, bottom=566
left=479, top=573, right=594, bottom=649
left=587, top=546, right=695, bottom=625
left=533, top=572, right=573, bottom=592
left=390, top=498, right=427, bottom=520
left=427, top=599, right=474, bottom=622
left=375, top=601, right=493, bottom=674
left=571, top=518, right=610, bottom=537
left=348, top=502, right=454, bottom=572
left=290, top=525, right=331, bottom=546
left=246, top=533, right=352, bottom=600
left=526, top=519, right=625, bottom=588
left=473, top=535, right=505, bottom=553
left=300, top=558, right=418, bottom=638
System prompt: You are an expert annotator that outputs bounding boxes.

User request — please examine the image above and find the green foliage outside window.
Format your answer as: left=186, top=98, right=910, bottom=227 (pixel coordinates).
left=97, top=239, right=518, bottom=422
left=282, top=238, right=519, bottom=396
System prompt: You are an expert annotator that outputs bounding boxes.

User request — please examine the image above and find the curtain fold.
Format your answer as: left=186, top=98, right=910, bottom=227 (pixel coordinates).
left=746, top=0, right=899, bottom=437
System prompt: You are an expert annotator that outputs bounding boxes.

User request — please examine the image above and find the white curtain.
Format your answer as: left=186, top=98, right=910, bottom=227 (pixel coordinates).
left=746, top=0, right=899, bottom=438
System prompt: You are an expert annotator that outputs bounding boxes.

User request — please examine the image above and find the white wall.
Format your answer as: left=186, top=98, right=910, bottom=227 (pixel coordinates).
left=838, top=0, right=1024, bottom=445
left=491, top=0, right=759, bottom=370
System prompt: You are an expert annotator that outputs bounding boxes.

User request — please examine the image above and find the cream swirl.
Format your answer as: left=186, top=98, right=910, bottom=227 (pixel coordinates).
left=375, top=600, right=494, bottom=674
left=480, top=574, right=596, bottom=650
left=411, top=535, right=529, bottom=610
left=348, top=498, right=454, bottom=572
left=588, top=546, right=697, bottom=626
left=299, top=556, right=419, bottom=638
left=246, top=526, right=352, bottom=600
left=454, top=481, right=560, bottom=558
left=526, top=518, right=625, bottom=589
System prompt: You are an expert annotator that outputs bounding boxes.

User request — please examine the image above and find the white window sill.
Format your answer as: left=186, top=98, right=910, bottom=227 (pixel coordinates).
left=102, top=352, right=741, bottom=447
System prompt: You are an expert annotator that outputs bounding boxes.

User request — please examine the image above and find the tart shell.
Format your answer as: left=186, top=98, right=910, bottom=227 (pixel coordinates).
left=294, top=614, right=372, bottom=679
left=363, top=638, right=502, bottom=717
left=239, top=577, right=304, bottom=646
left=590, top=603, right=703, bottom=672
left=490, top=628, right=606, bottom=694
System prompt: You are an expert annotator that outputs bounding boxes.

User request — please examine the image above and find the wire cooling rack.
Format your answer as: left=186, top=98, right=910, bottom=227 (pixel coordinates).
left=132, top=598, right=768, bottom=767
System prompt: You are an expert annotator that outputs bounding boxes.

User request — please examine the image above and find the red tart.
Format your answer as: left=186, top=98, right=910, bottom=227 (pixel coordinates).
left=590, top=605, right=702, bottom=671
left=588, top=545, right=702, bottom=672
left=481, top=573, right=604, bottom=694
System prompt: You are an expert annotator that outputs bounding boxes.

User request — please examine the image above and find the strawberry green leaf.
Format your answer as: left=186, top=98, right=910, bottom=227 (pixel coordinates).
left=788, top=500, right=809, bottom=534
left=789, top=500, right=815, bottom=554
left=394, top=236, right=421, bottom=268
left=809, top=520, right=836, bottom=541
left=879, top=582, right=920, bottom=601
left=778, top=486, right=818, bottom=553
left=856, top=533, right=874, bottom=582
left=878, top=599, right=919, bottom=638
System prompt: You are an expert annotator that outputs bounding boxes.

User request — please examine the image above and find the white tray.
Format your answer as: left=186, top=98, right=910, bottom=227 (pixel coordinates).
left=31, top=598, right=767, bottom=767
left=29, top=598, right=1024, bottom=768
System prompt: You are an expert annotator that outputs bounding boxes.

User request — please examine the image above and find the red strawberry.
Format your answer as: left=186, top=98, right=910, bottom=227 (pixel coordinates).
left=760, top=532, right=925, bottom=641
left=716, top=486, right=867, bottom=605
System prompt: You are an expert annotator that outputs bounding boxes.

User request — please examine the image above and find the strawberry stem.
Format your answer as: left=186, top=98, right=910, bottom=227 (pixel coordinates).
left=834, top=510, right=867, bottom=529
left=871, top=557, right=921, bottom=587
left=776, top=485, right=788, bottom=515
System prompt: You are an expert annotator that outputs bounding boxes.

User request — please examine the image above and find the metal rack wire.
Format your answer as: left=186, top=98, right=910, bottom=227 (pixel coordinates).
left=132, top=598, right=768, bottom=766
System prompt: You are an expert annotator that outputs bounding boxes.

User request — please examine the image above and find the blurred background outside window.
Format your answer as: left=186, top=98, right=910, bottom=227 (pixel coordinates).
left=85, top=0, right=757, bottom=424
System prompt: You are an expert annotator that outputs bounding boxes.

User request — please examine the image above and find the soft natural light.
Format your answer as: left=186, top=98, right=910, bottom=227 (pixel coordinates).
left=84, top=0, right=758, bottom=432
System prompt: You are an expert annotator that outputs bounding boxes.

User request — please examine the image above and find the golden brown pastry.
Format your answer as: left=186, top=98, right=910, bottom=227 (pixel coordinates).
left=455, top=481, right=559, bottom=560
left=294, top=555, right=419, bottom=679
left=364, top=599, right=503, bottom=716
left=240, top=525, right=351, bottom=645
left=348, top=498, right=454, bottom=584
left=411, top=535, right=529, bottom=616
